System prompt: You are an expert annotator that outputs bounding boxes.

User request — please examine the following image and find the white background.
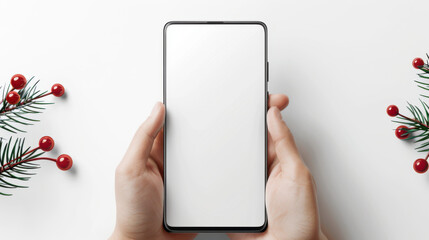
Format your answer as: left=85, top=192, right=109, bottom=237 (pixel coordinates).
left=1, top=0, right=429, bottom=239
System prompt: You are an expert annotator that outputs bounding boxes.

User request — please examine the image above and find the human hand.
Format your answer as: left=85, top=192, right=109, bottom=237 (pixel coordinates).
left=228, top=94, right=327, bottom=240
left=110, top=95, right=326, bottom=240
left=110, top=102, right=196, bottom=240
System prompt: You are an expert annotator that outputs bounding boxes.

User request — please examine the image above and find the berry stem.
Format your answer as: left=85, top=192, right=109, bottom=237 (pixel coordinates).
left=0, top=157, right=55, bottom=173
left=0, top=92, right=53, bottom=114
left=0, top=147, right=40, bottom=172
left=398, top=113, right=429, bottom=129
left=425, top=152, right=429, bottom=161
left=31, top=92, right=52, bottom=101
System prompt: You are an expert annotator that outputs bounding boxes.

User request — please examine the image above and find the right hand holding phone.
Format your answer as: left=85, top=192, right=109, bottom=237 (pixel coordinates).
left=228, top=94, right=327, bottom=240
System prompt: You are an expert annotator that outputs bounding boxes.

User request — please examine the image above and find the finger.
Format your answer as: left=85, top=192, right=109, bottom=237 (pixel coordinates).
left=267, top=94, right=289, bottom=169
left=150, top=127, right=164, bottom=173
left=121, top=102, right=165, bottom=171
left=267, top=131, right=276, bottom=169
left=268, top=94, right=289, bottom=110
left=267, top=106, right=302, bottom=168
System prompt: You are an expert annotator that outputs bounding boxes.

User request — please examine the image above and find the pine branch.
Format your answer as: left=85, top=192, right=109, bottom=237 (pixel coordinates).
left=390, top=55, right=429, bottom=151
left=0, top=75, right=69, bottom=195
left=0, top=77, right=53, bottom=133
left=387, top=55, right=429, bottom=173
left=0, top=137, right=45, bottom=196
left=393, top=101, right=429, bottom=152
left=415, top=54, right=429, bottom=98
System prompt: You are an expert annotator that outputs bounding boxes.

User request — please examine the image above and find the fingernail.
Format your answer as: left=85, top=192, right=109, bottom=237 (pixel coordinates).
left=273, top=107, right=282, bottom=120
left=150, top=102, right=161, bottom=116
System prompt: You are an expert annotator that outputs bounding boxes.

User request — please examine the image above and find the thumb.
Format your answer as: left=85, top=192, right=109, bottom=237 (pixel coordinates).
left=120, top=102, right=165, bottom=173
left=267, top=107, right=302, bottom=169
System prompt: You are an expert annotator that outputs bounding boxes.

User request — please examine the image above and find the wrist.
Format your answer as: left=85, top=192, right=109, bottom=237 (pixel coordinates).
left=109, top=228, right=135, bottom=240
left=109, top=226, right=164, bottom=240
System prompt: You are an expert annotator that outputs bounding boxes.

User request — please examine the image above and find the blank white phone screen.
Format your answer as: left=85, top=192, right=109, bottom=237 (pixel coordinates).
left=165, top=23, right=266, bottom=228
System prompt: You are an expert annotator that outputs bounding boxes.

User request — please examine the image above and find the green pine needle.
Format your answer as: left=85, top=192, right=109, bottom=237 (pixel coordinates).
left=0, top=77, right=53, bottom=133
left=394, top=55, right=429, bottom=152
left=0, top=137, right=44, bottom=196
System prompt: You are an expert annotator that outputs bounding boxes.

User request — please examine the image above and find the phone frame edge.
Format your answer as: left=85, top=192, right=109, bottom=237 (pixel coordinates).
left=163, top=20, right=268, bottom=233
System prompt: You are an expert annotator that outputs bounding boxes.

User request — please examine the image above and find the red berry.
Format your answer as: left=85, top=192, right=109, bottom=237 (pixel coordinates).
left=51, top=83, right=65, bottom=97
left=413, top=158, right=428, bottom=174
left=6, top=91, right=20, bottom=105
left=39, top=136, right=55, bottom=151
left=10, top=74, right=27, bottom=90
left=413, top=57, right=425, bottom=69
left=387, top=105, right=399, bottom=117
left=56, top=154, right=73, bottom=171
left=395, top=125, right=409, bottom=139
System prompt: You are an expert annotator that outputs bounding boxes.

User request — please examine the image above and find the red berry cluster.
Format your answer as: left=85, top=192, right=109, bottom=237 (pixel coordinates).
left=387, top=104, right=429, bottom=173
left=386, top=105, right=411, bottom=139
left=5, top=74, right=65, bottom=105
left=387, top=57, right=429, bottom=174
left=34, top=136, right=73, bottom=170
left=0, top=136, right=73, bottom=173
left=38, top=136, right=73, bottom=171
left=1, top=75, right=72, bottom=171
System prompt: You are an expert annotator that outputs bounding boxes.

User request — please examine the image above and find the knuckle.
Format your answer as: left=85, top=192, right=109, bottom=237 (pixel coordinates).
left=115, top=158, right=145, bottom=179
left=274, top=136, right=288, bottom=150
left=273, top=128, right=296, bottom=151
left=285, top=125, right=293, bottom=137
left=115, top=161, right=135, bottom=178
left=286, top=162, right=314, bottom=184
left=115, top=163, right=127, bottom=177
left=301, top=167, right=313, bottom=182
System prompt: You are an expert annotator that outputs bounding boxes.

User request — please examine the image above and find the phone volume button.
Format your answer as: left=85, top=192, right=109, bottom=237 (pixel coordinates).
left=267, top=62, right=269, bottom=82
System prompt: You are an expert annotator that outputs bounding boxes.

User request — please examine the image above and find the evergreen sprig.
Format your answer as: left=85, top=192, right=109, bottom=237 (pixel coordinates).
left=393, top=100, right=429, bottom=152
left=414, top=54, right=429, bottom=98
left=0, top=137, right=44, bottom=196
left=0, top=77, right=52, bottom=133
left=392, top=54, right=429, bottom=152
left=0, top=75, right=69, bottom=196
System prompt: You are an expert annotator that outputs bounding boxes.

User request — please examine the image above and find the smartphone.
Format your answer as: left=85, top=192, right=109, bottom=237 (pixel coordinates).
left=163, top=21, right=268, bottom=232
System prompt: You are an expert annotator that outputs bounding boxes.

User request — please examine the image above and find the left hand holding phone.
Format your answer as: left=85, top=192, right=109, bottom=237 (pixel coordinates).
left=110, top=102, right=196, bottom=240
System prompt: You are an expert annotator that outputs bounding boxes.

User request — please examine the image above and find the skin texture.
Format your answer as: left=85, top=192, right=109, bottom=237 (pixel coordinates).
left=110, top=94, right=327, bottom=240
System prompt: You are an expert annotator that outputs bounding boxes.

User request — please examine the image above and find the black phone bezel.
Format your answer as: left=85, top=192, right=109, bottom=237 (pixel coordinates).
left=163, top=21, right=268, bottom=233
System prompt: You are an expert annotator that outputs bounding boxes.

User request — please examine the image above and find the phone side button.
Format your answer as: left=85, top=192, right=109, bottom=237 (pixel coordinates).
left=267, top=62, right=269, bottom=82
